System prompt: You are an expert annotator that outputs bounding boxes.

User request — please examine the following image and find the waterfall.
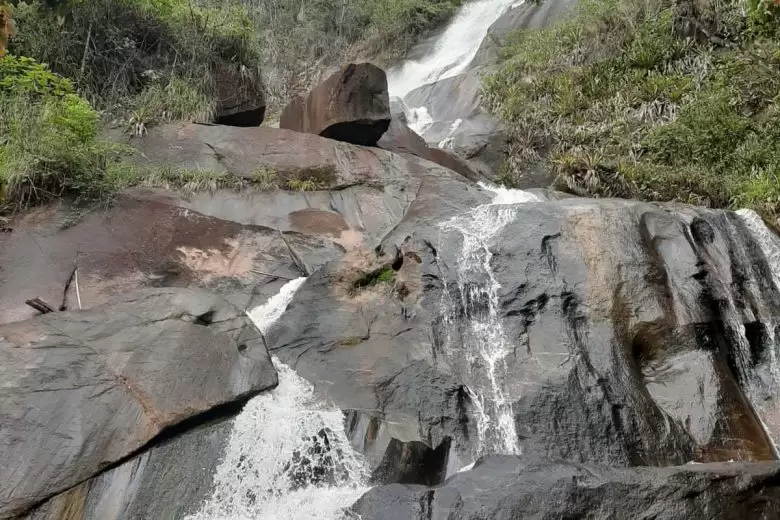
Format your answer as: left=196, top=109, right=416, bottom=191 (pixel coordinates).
left=387, top=0, right=519, bottom=98
left=436, top=185, right=540, bottom=458
left=735, top=210, right=780, bottom=454
left=188, top=278, right=369, bottom=520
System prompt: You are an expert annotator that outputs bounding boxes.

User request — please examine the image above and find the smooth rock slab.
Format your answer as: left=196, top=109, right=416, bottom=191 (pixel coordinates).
left=0, top=288, right=277, bottom=518
left=352, top=455, right=780, bottom=520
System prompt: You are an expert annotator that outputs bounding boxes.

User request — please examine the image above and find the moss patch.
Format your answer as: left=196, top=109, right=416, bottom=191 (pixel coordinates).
left=352, top=266, right=395, bottom=292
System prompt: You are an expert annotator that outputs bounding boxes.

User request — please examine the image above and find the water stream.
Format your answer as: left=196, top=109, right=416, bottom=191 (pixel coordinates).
left=187, top=279, right=369, bottom=520
left=387, top=0, right=519, bottom=98
left=436, top=185, right=540, bottom=459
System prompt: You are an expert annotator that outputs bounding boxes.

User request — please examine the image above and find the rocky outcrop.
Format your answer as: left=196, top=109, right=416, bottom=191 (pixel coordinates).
left=1, top=124, right=478, bottom=325
left=352, top=456, right=780, bottom=520
left=378, top=99, right=479, bottom=181
left=280, top=63, right=391, bottom=146
left=266, top=195, right=780, bottom=472
left=0, top=288, right=277, bottom=518
left=211, top=62, right=265, bottom=127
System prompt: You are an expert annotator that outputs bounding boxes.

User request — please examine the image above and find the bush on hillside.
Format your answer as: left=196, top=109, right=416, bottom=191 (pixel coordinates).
left=10, top=0, right=258, bottom=120
left=9, top=0, right=464, bottom=118
left=484, top=0, right=780, bottom=218
left=0, top=55, right=110, bottom=208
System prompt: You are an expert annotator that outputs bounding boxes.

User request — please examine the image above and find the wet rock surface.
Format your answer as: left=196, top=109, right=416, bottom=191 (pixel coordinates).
left=280, top=63, right=391, bottom=146
left=267, top=196, right=780, bottom=471
left=24, top=418, right=232, bottom=520
left=352, top=455, right=780, bottom=520
left=0, top=289, right=276, bottom=518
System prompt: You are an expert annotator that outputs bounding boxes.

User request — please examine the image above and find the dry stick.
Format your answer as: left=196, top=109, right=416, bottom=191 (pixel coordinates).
left=61, top=267, right=77, bottom=311
left=74, top=269, right=82, bottom=310
left=25, top=298, right=55, bottom=315
left=250, top=269, right=296, bottom=281
left=79, top=21, right=93, bottom=81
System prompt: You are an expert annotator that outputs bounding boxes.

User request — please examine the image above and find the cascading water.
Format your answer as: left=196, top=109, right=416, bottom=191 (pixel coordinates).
left=188, top=278, right=369, bottom=520
left=436, top=184, right=540, bottom=458
left=735, top=209, right=780, bottom=454
left=387, top=0, right=520, bottom=98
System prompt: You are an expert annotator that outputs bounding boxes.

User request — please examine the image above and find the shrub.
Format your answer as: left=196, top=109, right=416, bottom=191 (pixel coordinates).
left=0, top=55, right=110, bottom=209
left=10, top=0, right=260, bottom=116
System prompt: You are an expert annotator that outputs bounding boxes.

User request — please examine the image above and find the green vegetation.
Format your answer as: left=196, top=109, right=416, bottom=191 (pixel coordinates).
left=484, top=0, right=780, bottom=218
left=249, top=165, right=337, bottom=192
left=353, top=266, right=395, bottom=291
left=0, top=0, right=462, bottom=211
left=0, top=55, right=115, bottom=209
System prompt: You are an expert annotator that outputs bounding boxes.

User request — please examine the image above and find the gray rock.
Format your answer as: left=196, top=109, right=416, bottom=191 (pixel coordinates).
left=351, top=455, right=780, bottom=520
left=0, top=289, right=276, bottom=518
left=266, top=195, right=780, bottom=473
left=24, top=418, right=233, bottom=520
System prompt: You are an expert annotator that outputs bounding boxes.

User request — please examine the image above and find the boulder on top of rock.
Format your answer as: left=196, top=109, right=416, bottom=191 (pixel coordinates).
left=280, top=63, right=391, bottom=146
left=0, top=288, right=277, bottom=518
left=352, top=455, right=780, bottom=520
left=212, top=62, right=266, bottom=127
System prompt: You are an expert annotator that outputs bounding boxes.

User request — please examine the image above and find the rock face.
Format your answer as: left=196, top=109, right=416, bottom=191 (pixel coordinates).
left=211, top=62, right=266, bottom=127
left=1, top=124, right=476, bottom=326
left=24, top=419, right=233, bottom=520
left=352, top=455, right=780, bottom=520
left=280, top=63, right=391, bottom=146
left=0, top=288, right=277, bottom=518
left=378, top=99, right=479, bottom=181
left=266, top=195, right=780, bottom=473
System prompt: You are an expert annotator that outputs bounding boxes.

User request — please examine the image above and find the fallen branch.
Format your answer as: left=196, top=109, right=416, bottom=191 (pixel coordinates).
left=26, top=298, right=55, bottom=315
left=250, top=269, right=297, bottom=281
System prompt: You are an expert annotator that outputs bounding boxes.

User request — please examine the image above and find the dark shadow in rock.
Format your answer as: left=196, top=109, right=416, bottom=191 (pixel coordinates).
left=370, top=437, right=451, bottom=486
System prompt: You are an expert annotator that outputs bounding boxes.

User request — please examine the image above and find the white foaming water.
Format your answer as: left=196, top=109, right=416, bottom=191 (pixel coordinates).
left=387, top=0, right=519, bottom=98
left=437, top=185, right=539, bottom=457
left=736, top=209, right=780, bottom=456
left=188, top=278, right=369, bottom=520
left=407, top=106, right=434, bottom=135
left=438, top=118, right=463, bottom=149
left=737, top=209, right=780, bottom=289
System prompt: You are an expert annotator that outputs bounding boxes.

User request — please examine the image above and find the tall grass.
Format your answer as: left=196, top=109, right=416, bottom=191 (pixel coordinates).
left=484, top=0, right=780, bottom=218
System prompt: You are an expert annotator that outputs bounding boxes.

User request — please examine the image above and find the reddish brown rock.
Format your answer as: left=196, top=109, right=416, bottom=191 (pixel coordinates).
left=212, top=62, right=266, bottom=127
left=279, top=63, right=391, bottom=146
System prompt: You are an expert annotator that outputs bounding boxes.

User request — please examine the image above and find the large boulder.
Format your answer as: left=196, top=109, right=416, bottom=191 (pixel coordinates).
left=280, top=63, right=391, bottom=146
left=211, top=62, right=266, bottom=127
left=0, top=189, right=335, bottom=325
left=265, top=194, right=780, bottom=473
left=0, top=288, right=277, bottom=518
left=352, top=455, right=780, bottom=519
left=23, top=419, right=233, bottom=520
